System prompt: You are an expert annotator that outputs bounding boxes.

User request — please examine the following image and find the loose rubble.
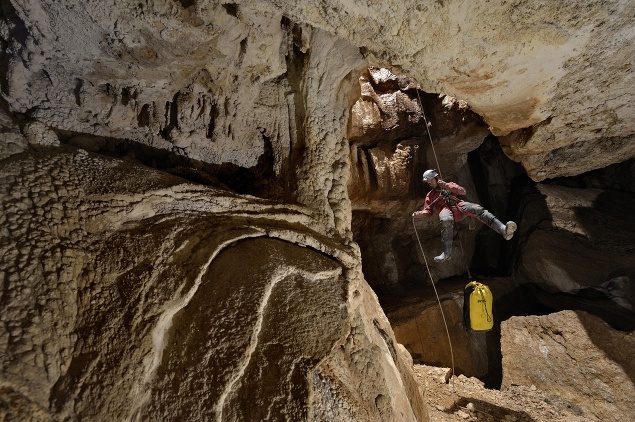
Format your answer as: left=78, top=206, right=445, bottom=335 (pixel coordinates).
left=415, top=365, right=590, bottom=422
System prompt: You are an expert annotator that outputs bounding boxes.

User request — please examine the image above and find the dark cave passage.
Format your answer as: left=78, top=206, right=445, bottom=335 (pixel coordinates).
left=346, top=71, right=635, bottom=388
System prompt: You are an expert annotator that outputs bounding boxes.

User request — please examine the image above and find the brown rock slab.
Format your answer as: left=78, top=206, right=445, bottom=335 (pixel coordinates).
left=501, top=310, right=635, bottom=421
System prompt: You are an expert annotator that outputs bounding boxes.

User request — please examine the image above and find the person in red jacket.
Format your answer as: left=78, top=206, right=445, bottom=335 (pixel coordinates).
left=412, top=169, right=517, bottom=262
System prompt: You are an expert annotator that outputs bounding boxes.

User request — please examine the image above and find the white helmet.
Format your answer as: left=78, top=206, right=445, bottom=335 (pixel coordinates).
left=422, top=169, right=438, bottom=182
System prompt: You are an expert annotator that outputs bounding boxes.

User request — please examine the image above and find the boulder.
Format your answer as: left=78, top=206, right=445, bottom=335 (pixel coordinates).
left=501, top=310, right=635, bottom=421
left=384, top=277, right=520, bottom=386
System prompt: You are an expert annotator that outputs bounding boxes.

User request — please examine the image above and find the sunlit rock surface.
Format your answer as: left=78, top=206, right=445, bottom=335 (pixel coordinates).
left=501, top=310, right=635, bottom=421
left=0, top=147, right=427, bottom=421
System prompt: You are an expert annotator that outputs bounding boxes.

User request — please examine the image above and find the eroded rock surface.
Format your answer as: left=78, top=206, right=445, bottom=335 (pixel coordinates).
left=0, top=147, right=426, bottom=421
left=2, top=1, right=635, bottom=420
left=1, top=0, right=368, bottom=239
left=514, top=183, right=635, bottom=327
left=382, top=277, right=528, bottom=387
left=347, top=68, right=501, bottom=285
left=501, top=310, right=635, bottom=421
left=3, top=0, right=634, bottom=192
left=270, top=0, right=635, bottom=180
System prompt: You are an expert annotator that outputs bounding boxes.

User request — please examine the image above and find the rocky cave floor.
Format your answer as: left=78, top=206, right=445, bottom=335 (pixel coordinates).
left=415, top=365, right=587, bottom=422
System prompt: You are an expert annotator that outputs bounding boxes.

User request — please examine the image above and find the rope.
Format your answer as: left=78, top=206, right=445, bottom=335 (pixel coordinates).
left=415, top=89, right=443, bottom=180
left=412, top=88, right=499, bottom=421
left=458, top=239, right=472, bottom=280
left=412, top=89, right=455, bottom=389
left=411, top=216, right=455, bottom=382
left=414, top=218, right=501, bottom=420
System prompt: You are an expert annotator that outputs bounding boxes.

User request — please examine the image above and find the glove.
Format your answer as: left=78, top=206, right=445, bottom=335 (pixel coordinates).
left=439, top=180, right=455, bottom=192
left=412, top=208, right=429, bottom=218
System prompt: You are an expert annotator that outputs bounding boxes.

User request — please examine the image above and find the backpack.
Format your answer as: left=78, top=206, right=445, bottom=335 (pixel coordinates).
left=463, top=281, right=494, bottom=332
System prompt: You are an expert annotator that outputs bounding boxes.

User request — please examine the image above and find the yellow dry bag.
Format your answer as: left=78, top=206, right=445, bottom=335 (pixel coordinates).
left=463, top=281, right=494, bottom=332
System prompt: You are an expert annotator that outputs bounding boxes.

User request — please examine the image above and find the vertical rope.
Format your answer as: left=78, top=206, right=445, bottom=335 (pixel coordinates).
left=415, top=89, right=443, bottom=180
left=412, top=216, right=455, bottom=382
left=411, top=85, right=499, bottom=420
left=458, top=239, right=473, bottom=281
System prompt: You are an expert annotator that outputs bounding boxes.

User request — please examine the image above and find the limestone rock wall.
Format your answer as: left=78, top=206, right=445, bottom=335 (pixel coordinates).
left=0, top=147, right=427, bottom=421
left=3, top=0, right=635, bottom=419
left=1, top=0, right=368, bottom=239
left=347, top=67, right=499, bottom=286
left=3, top=1, right=634, bottom=218
left=384, top=277, right=529, bottom=388
left=501, top=311, right=635, bottom=421
left=513, top=182, right=635, bottom=328
left=515, top=183, right=635, bottom=292
left=267, top=0, right=635, bottom=180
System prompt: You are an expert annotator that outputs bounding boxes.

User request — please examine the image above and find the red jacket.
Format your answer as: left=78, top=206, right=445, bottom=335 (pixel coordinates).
left=414, top=181, right=467, bottom=222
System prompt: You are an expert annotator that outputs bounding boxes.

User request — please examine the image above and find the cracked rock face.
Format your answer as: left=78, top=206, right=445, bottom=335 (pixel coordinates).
left=0, top=147, right=426, bottom=421
left=501, top=310, right=635, bottom=421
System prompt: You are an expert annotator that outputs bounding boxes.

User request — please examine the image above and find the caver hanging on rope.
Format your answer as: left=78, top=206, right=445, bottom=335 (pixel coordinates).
left=409, top=88, right=506, bottom=419
left=412, top=169, right=517, bottom=262
left=463, top=281, right=494, bottom=332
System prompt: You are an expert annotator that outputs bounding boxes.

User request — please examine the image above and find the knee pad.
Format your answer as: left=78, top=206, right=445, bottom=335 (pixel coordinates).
left=440, top=219, right=453, bottom=229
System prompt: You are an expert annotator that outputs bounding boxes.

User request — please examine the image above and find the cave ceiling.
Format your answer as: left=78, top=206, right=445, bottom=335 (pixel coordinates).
left=1, top=0, right=634, bottom=181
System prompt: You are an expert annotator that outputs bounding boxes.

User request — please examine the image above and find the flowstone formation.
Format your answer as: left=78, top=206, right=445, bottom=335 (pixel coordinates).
left=0, top=147, right=427, bottom=421
left=3, top=1, right=635, bottom=421
left=1, top=0, right=368, bottom=239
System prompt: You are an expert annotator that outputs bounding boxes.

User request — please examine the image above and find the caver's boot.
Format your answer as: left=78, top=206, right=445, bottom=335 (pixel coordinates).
left=503, top=221, right=517, bottom=240
left=434, top=226, right=453, bottom=262
left=490, top=218, right=517, bottom=240
left=478, top=209, right=517, bottom=241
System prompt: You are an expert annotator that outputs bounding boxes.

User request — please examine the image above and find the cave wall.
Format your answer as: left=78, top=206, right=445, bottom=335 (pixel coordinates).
left=1, top=0, right=368, bottom=239
left=348, top=68, right=515, bottom=286
left=2, top=0, right=635, bottom=420
left=265, top=0, right=635, bottom=180
left=3, top=1, right=634, bottom=186
left=3, top=0, right=634, bottom=236
left=0, top=147, right=427, bottom=420
left=502, top=310, right=635, bottom=421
